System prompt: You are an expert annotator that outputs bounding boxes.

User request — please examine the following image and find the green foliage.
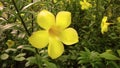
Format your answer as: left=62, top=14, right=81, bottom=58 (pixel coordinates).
left=0, top=0, right=120, bottom=68
left=14, top=53, right=26, bottom=61
left=100, top=50, right=120, bottom=60
left=117, top=50, right=120, bottom=56
left=0, top=53, right=9, bottom=60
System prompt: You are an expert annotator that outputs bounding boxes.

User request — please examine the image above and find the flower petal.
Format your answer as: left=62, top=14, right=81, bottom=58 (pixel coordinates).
left=60, top=28, right=79, bottom=45
left=48, top=38, right=64, bottom=59
left=101, top=24, right=108, bottom=34
left=102, top=16, right=107, bottom=23
left=101, top=23, right=111, bottom=34
left=37, top=10, right=55, bottom=29
left=56, top=11, right=71, bottom=29
left=80, top=0, right=92, bottom=10
left=28, top=30, right=49, bottom=48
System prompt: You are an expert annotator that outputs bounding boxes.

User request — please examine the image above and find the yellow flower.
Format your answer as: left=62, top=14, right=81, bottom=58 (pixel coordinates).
left=117, top=17, right=120, bottom=23
left=6, top=40, right=15, bottom=48
left=53, top=0, right=57, bottom=3
left=28, top=10, right=79, bottom=59
left=80, top=0, right=92, bottom=10
left=101, top=16, right=112, bottom=34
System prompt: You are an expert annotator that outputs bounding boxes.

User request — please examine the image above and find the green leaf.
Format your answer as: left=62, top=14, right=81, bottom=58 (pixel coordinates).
left=25, top=61, right=31, bottom=67
left=14, top=53, right=26, bottom=61
left=18, top=33, right=26, bottom=38
left=22, top=47, right=36, bottom=53
left=117, top=50, right=120, bottom=57
left=78, top=59, right=89, bottom=64
left=107, top=61, right=120, bottom=68
left=100, top=52, right=120, bottom=60
left=2, top=24, right=15, bottom=31
left=14, top=57, right=25, bottom=61
left=44, top=60, right=57, bottom=68
left=21, top=1, right=40, bottom=11
left=16, top=53, right=26, bottom=57
left=46, top=62, right=57, bottom=68
left=0, top=53, right=9, bottom=60
left=84, top=47, right=91, bottom=53
left=25, top=56, right=37, bottom=67
left=5, top=48, right=17, bottom=53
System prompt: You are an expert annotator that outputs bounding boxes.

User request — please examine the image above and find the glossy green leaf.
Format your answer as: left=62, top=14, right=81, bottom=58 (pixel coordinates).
left=14, top=57, right=25, bottom=61
left=46, top=62, right=57, bottom=68
left=25, top=57, right=37, bottom=67
left=100, top=52, right=120, bottom=60
left=22, top=46, right=36, bottom=53
left=117, top=50, right=120, bottom=57
left=5, top=48, right=17, bottom=53
left=14, top=53, right=26, bottom=61
left=44, top=60, right=57, bottom=68
left=0, top=53, right=9, bottom=60
left=16, top=53, right=26, bottom=57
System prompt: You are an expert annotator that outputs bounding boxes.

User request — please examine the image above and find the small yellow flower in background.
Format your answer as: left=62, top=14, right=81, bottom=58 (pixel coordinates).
left=117, top=17, right=120, bottom=23
left=53, top=0, right=57, bottom=3
left=28, top=10, right=79, bottom=59
left=6, top=40, right=15, bottom=48
left=0, top=2, right=4, bottom=11
left=80, top=0, right=92, bottom=10
left=66, top=0, right=71, bottom=4
left=101, top=16, right=113, bottom=34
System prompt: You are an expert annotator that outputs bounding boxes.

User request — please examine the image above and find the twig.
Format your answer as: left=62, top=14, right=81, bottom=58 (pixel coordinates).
left=12, top=0, right=40, bottom=60
left=12, top=0, right=31, bottom=36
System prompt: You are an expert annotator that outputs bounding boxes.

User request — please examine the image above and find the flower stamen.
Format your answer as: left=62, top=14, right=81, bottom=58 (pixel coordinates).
left=49, top=25, right=61, bottom=37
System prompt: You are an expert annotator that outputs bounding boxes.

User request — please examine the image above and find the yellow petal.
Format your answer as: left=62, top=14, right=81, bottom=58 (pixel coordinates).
left=37, top=10, right=55, bottom=29
left=28, top=30, right=49, bottom=48
left=102, top=16, right=107, bottom=24
left=101, top=23, right=111, bottom=34
left=101, top=24, right=108, bottom=34
left=56, top=11, right=71, bottom=29
left=60, top=28, right=79, bottom=45
left=48, top=38, right=64, bottom=59
left=80, top=0, right=92, bottom=10
left=80, top=1, right=85, bottom=10
left=80, top=1, right=83, bottom=5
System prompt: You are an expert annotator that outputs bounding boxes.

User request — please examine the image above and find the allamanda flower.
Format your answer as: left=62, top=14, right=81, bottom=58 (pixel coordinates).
left=101, top=16, right=112, bottom=34
left=80, top=0, right=92, bottom=10
left=28, top=10, right=79, bottom=59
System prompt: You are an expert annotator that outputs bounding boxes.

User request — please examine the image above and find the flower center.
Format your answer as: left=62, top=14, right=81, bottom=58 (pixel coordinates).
left=49, top=25, right=61, bottom=37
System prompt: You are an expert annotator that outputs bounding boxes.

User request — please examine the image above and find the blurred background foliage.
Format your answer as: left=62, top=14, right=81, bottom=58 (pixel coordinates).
left=0, top=0, right=120, bottom=68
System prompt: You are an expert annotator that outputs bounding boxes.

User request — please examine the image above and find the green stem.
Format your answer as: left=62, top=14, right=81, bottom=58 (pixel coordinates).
left=12, top=0, right=31, bottom=36
left=12, top=0, right=41, bottom=67
left=31, top=0, right=34, bottom=32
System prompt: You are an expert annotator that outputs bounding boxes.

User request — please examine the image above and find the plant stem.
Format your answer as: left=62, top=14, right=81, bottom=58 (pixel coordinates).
left=31, top=0, right=34, bottom=32
left=12, top=0, right=31, bottom=36
left=12, top=0, right=41, bottom=67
